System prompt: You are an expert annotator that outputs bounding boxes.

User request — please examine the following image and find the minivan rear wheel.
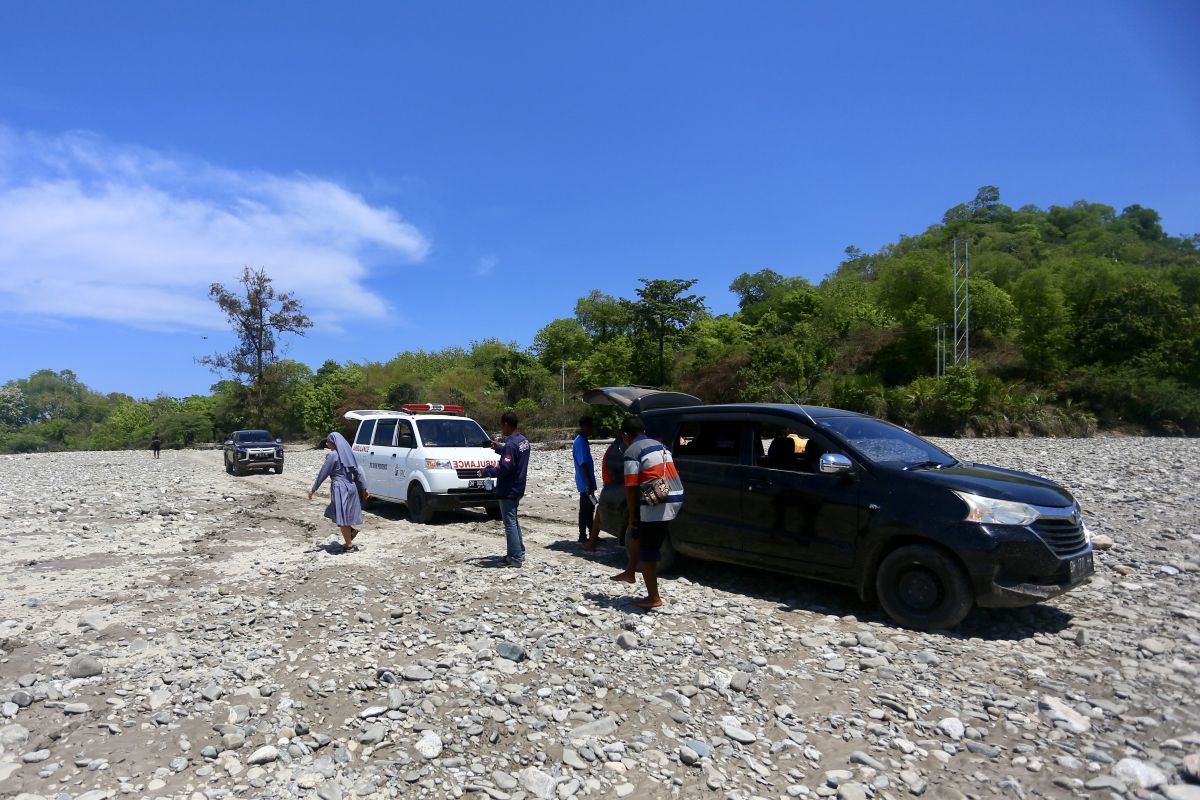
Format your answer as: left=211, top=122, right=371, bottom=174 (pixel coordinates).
left=876, top=544, right=973, bottom=630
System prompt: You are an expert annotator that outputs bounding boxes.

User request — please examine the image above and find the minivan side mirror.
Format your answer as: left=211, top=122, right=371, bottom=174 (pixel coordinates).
left=819, top=453, right=853, bottom=475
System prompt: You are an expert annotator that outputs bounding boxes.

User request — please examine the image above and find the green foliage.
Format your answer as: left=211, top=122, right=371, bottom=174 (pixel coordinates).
left=4, top=186, right=1196, bottom=451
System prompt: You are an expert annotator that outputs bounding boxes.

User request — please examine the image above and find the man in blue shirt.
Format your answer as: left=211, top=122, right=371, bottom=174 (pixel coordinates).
left=573, top=415, right=597, bottom=544
left=484, top=411, right=531, bottom=567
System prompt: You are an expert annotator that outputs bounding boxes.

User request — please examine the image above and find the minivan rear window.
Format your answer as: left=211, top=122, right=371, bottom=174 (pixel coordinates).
left=674, top=420, right=744, bottom=463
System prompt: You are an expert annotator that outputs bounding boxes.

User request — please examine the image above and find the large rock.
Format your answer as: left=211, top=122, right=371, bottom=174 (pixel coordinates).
left=247, top=745, right=279, bottom=765
left=415, top=730, right=443, bottom=760
left=67, top=654, right=102, bottom=678
left=1113, top=757, right=1166, bottom=789
left=1038, top=696, right=1091, bottom=733
left=519, top=766, right=557, bottom=799
left=570, top=716, right=618, bottom=739
left=937, top=717, right=965, bottom=740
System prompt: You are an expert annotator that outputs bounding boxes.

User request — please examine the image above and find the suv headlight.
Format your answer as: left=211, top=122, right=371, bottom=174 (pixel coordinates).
left=275, top=448, right=284, bottom=457
left=953, top=491, right=1039, bottom=526
left=425, top=459, right=452, bottom=470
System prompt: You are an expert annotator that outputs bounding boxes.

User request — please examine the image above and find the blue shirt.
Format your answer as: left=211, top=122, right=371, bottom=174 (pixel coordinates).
left=572, top=433, right=596, bottom=493
left=485, top=432, right=530, bottom=499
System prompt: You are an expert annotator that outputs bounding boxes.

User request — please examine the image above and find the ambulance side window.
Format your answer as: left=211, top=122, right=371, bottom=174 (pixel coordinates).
left=373, top=419, right=398, bottom=447
left=354, top=420, right=375, bottom=446
left=397, top=421, right=416, bottom=449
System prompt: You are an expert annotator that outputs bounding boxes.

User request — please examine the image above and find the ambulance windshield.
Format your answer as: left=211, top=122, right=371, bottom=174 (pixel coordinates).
left=416, top=418, right=490, bottom=448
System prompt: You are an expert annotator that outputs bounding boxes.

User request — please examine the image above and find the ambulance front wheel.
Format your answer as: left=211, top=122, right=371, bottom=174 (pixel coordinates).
left=485, top=503, right=502, bottom=521
left=407, top=484, right=435, bottom=524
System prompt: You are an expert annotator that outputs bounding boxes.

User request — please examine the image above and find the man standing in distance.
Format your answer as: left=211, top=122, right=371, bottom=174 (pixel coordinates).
left=485, top=411, right=531, bottom=567
left=573, top=416, right=597, bottom=544
left=610, top=415, right=683, bottom=608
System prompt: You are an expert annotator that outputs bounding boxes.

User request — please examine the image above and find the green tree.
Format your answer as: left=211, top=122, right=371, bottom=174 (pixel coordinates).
left=531, top=318, right=590, bottom=370
left=198, top=266, right=313, bottom=427
left=0, top=385, right=24, bottom=430
left=729, top=269, right=785, bottom=310
left=574, top=290, right=632, bottom=341
left=630, top=278, right=708, bottom=385
left=1011, top=269, right=1070, bottom=374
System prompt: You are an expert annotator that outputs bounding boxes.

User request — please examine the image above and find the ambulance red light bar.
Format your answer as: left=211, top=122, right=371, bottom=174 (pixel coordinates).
left=401, top=403, right=465, bottom=414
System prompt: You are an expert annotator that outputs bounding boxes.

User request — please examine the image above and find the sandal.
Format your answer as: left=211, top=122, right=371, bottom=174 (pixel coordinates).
left=342, top=544, right=359, bottom=553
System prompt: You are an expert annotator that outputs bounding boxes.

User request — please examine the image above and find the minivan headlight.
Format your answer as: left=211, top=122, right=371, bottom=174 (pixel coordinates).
left=953, top=491, right=1039, bottom=526
left=425, top=459, right=452, bottom=470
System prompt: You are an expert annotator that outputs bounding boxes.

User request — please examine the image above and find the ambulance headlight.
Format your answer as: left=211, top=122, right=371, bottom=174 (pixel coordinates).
left=425, top=459, right=452, bottom=470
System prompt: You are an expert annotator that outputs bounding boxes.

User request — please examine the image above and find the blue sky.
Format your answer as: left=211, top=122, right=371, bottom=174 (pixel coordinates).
left=1, top=1, right=1197, bottom=398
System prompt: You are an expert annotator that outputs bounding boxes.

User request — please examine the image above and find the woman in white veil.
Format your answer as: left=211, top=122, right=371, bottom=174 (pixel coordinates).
left=308, top=432, right=369, bottom=552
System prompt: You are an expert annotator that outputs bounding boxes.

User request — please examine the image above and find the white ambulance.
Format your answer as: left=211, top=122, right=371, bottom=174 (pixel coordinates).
left=345, top=405, right=501, bottom=524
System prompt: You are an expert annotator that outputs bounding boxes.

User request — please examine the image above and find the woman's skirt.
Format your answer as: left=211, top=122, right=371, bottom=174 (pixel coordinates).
left=324, top=478, right=364, bottom=527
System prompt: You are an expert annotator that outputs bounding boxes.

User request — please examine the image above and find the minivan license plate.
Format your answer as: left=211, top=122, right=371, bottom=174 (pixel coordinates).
left=1068, top=552, right=1094, bottom=582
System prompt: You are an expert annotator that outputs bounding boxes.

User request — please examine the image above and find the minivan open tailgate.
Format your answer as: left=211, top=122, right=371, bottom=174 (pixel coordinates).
left=582, top=386, right=703, bottom=414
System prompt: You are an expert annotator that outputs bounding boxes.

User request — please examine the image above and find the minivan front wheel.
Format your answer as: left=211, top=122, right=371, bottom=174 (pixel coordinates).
left=407, top=484, right=434, bottom=524
left=876, top=544, right=973, bottom=631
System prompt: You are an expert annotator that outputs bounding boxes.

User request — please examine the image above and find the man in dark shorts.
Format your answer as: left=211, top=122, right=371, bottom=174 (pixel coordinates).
left=151, top=432, right=162, bottom=459
left=609, top=416, right=684, bottom=609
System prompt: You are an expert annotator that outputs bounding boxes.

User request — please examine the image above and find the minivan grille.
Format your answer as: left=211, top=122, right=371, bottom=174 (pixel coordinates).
left=456, top=468, right=484, bottom=479
left=1033, top=516, right=1087, bottom=556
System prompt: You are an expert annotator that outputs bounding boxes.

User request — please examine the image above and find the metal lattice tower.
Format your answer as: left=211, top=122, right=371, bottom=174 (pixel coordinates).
left=952, top=238, right=970, bottom=366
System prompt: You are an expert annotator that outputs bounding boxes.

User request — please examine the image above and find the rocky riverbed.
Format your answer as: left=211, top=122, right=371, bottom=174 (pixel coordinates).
left=0, top=437, right=1197, bottom=800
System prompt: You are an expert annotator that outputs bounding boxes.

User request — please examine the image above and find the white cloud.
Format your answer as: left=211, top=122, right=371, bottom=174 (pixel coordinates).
left=476, top=254, right=498, bottom=276
left=0, top=126, right=430, bottom=331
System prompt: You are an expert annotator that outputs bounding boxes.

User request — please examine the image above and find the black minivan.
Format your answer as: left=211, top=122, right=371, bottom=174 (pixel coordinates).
left=584, top=387, right=1095, bottom=630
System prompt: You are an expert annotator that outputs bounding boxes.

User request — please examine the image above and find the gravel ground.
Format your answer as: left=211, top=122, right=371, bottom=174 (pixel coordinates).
left=0, top=437, right=1197, bottom=800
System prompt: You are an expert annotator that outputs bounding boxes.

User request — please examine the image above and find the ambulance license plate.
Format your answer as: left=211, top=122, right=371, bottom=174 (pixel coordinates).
left=468, top=480, right=485, bottom=489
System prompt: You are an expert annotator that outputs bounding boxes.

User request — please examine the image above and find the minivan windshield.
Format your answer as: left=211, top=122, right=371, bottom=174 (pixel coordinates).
left=234, top=431, right=275, bottom=443
left=817, top=417, right=956, bottom=470
left=416, top=418, right=491, bottom=448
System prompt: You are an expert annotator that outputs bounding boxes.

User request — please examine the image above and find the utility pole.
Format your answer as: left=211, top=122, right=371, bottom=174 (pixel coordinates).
left=952, top=238, right=971, bottom=366
left=561, top=360, right=566, bottom=405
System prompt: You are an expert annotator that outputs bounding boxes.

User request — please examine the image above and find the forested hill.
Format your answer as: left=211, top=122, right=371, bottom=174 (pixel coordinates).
left=3, top=186, right=1198, bottom=453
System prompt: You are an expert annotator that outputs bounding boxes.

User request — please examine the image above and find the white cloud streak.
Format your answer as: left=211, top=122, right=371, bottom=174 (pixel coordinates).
left=0, top=126, right=430, bottom=331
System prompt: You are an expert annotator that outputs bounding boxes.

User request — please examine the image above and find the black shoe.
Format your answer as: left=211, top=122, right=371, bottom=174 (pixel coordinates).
left=504, top=557, right=524, bottom=568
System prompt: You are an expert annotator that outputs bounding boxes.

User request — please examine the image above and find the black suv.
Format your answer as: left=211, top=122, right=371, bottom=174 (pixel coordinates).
left=223, top=430, right=285, bottom=475
left=585, top=387, right=1095, bottom=630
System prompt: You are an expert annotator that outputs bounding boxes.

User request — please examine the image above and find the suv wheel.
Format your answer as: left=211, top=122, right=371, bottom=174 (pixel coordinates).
left=224, top=455, right=233, bottom=474
left=875, top=544, right=973, bottom=630
left=231, top=458, right=243, bottom=476
left=274, top=465, right=284, bottom=475
left=407, top=484, right=434, bottom=524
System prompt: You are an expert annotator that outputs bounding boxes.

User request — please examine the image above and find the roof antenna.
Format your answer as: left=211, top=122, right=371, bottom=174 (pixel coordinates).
left=778, top=383, right=799, bottom=405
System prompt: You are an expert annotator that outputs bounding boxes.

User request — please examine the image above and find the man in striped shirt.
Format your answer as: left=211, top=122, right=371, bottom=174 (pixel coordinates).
left=609, top=415, right=684, bottom=609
